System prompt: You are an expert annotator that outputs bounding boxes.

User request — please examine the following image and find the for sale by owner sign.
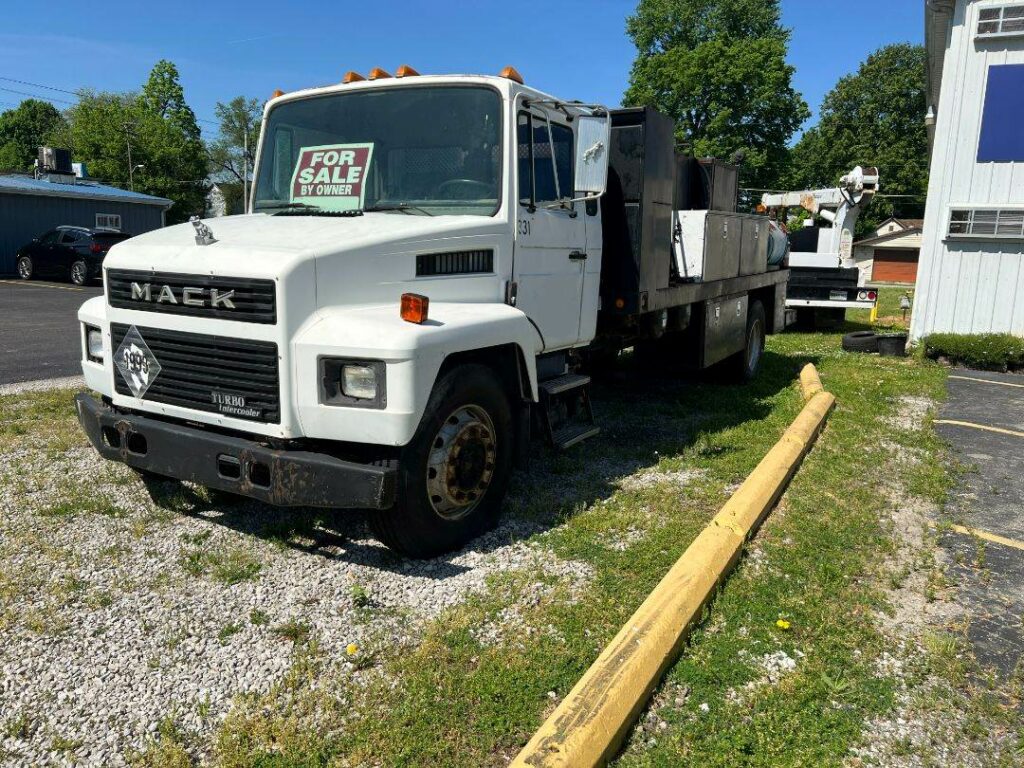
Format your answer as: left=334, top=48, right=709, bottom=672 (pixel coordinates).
left=290, top=143, right=374, bottom=211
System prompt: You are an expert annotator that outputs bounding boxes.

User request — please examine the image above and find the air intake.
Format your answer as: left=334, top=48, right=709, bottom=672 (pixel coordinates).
left=416, top=249, right=494, bottom=277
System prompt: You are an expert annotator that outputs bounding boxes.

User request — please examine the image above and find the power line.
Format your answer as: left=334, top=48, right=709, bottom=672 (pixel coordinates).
left=0, top=75, right=81, bottom=96
left=0, top=86, right=76, bottom=105
left=0, top=74, right=219, bottom=125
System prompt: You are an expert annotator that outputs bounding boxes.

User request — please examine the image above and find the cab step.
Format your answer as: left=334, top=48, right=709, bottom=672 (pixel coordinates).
left=538, top=373, right=599, bottom=450
left=540, top=373, right=592, bottom=397
left=551, top=422, right=601, bottom=450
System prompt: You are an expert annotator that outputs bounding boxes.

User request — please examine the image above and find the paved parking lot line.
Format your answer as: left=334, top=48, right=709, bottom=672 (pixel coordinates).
left=0, top=279, right=86, bottom=292
left=934, top=419, right=1024, bottom=438
left=930, top=521, right=1024, bottom=553
left=948, top=374, right=1024, bottom=390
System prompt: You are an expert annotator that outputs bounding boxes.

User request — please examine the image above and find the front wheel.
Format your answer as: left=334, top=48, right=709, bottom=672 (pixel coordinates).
left=368, top=364, right=513, bottom=558
left=70, top=260, right=89, bottom=286
left=16, top=256, right=32, bottom=280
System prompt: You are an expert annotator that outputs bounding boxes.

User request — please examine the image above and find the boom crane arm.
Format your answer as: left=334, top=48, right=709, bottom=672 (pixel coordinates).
left=761, top=166, right=880, bottom=268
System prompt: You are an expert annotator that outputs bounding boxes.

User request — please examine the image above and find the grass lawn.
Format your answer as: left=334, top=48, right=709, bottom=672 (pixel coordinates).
left=204, top=328, right=1009, bottom=766
left=5, top=322, right=1019, bottom=766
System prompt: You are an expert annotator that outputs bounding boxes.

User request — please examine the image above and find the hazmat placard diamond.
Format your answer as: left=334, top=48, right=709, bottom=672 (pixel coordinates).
left=114, top=325, right=161, bottom=398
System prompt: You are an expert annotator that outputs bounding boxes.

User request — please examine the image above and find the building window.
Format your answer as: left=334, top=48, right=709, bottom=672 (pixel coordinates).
left=948, top=208, right=1024, bottom=239
left=978, top=64, right=1024, bottom=162
left=95, top=213, right=121, bottom=230
left=977, top=4, right=1024, bottom=36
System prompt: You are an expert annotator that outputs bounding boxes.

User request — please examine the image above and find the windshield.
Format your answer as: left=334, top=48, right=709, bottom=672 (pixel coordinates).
left=254, top=85, right=503, bottom=216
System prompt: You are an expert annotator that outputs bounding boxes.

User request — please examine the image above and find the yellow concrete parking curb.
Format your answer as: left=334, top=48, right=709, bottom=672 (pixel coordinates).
left=799, top=363, right=824, bottom=400
left=510, top=367, right=835, bottom=768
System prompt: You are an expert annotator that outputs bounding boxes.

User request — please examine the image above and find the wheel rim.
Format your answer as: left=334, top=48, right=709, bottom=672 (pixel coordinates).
left=17, top=259, right=30, bottom=279
left=425, top=404, right=497, bottom=520
left=747, top=319, right=764, bottom=373
left=72, top=263, right=86, bottom=284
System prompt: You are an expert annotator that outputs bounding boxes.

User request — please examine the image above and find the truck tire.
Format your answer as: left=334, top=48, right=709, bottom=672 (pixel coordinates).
left=368, top=364, right=513, bottom=558
left=725, top=300, right=766, bottom=382
left=841, top=331, right=878, bottom=353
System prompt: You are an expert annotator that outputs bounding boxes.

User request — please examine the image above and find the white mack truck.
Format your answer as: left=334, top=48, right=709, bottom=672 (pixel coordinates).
left=76, top=66, right=790, bottom=557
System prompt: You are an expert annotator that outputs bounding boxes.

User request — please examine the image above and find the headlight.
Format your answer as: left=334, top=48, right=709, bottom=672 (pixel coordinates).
left=321, top=359, right=386, bottom=408
left=86, top=325, right=103, bottom=362
left=342, top=364, right=378, bottom=400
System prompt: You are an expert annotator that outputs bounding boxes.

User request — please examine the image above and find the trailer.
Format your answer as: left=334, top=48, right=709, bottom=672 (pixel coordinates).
left=761, top=167, right=880, bottom=324
left=73, top=67, right=788, bottom=557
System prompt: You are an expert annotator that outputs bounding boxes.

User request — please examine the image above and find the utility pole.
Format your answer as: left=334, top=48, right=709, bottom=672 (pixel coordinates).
left=124, top=122, right=135, bottom=191
left=243, top=127, right=248, bottom=214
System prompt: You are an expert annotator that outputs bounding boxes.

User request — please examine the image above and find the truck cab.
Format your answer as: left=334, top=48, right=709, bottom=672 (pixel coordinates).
left=76, top=67, right=788, bottom=557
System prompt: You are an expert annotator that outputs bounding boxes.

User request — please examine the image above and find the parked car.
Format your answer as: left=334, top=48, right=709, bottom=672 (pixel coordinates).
left=16, top=226, right=131, bottom=285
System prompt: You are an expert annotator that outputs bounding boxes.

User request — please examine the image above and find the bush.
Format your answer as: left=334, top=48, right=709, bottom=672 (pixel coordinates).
left=921, top=333, right=1024, bottom=371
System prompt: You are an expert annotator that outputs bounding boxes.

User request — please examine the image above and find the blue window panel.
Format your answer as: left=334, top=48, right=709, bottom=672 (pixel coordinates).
left=978, top=64, right=1024, bottom=162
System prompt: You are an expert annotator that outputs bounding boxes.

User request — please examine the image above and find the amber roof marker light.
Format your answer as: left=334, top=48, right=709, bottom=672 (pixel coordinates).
left=271, top=89, right=284, bottom=98
left=499, top=66, right=524, bottom=84
left=343, top=71, right=365, bottom=84
left=368, top=67, right=393, bottom=80
left=395, top=64, right=420, bottom=78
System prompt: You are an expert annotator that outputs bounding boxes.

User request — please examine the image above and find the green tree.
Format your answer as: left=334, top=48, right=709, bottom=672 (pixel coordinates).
left=135, top=60, right=207, bottom=223
left=53, top=60, right=207, bottom=224
left=787, top=43, right=928, bottom=234
left=207, top=96, right=262, bottom=214
left=623, top=0, right=809, bottom=190
left=0, top=99, right=67, bottom=171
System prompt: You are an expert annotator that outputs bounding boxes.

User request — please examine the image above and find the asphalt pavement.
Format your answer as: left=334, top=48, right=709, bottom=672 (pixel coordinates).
left=0, top=278, right=103, bottom=385
left=935, top=370, right=1024, bottom=677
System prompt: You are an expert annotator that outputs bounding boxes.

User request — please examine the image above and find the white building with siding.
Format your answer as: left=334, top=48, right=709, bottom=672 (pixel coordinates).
left=912, top=0, right=1024, bottom=339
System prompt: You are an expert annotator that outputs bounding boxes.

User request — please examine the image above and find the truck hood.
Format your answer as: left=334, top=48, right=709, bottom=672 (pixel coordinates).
left=103, top=212, right=506, bottom=282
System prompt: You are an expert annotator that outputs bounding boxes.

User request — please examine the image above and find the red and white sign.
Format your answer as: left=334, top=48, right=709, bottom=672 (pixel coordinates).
left=289, top=143, right=374, bottom=211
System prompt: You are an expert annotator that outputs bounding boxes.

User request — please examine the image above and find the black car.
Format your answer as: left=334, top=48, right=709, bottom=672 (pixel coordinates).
left=16, top=226, right=131, bottom=285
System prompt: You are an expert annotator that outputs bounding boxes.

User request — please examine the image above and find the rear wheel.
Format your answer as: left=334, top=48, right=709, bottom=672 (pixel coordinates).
left=368, top=364, right=513, bottom=558
left=726, top=300, right=766, bottom=382
left=70, top=260, right=88, bottom=286
left=16, top=256, right=32, bottom=280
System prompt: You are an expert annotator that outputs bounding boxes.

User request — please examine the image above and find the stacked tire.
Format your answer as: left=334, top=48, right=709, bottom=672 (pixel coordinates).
left=842, top=331, right=908, bottom=357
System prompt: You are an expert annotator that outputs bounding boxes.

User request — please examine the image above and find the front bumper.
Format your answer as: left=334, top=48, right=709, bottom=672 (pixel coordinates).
left=75, top=394, right=396, bottom=509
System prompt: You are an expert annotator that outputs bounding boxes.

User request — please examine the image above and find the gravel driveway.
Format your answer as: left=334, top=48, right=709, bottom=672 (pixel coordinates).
left=0, top=389, right=597, bottom=766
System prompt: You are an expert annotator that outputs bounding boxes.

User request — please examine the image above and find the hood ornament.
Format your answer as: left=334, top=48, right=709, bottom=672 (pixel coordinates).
left=190, top=216, right=217, bottom=246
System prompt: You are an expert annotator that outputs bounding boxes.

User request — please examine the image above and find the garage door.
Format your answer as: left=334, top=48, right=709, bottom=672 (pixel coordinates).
left=873, top=249, right=918, bottom=283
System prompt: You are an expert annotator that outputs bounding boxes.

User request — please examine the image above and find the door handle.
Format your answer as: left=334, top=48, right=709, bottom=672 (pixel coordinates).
left=569, top=250, right=588, bottom=261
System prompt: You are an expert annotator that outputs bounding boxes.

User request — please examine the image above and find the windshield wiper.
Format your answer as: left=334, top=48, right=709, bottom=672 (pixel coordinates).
left=364, top=203, right=435, bottom=217
left=258, top=202, right=366, bottom=217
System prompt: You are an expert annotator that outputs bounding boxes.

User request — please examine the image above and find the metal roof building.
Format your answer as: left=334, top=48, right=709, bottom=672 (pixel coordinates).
left=0, top=174, right=172, bottom=275
left=912, top=0, right=1024, bottom=339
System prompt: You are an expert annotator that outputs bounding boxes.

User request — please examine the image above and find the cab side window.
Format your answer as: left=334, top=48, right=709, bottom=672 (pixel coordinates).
left=518, top=111, right=574, bottom=208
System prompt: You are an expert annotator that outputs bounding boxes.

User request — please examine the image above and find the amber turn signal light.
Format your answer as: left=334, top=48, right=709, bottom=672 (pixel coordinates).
left=343, top=71, right=365, bottom=84
left=368, top=67, right=392, bottom=80
left=395, top=64, right=420, bottom=78
left=400, top=293, right=429, bottom=324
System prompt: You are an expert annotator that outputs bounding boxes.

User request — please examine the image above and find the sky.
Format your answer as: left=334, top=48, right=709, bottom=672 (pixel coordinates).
left=0, top=0, right=923, bottom=138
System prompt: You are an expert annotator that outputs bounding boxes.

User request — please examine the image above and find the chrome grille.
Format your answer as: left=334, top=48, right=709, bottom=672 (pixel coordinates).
left=111, top=324, right=280, bottom=423
left=107, top=270, right=276, bottom=324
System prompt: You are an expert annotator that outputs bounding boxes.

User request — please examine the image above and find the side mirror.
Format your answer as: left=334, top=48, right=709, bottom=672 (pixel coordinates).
left=574, top=114, right=611, bottom=197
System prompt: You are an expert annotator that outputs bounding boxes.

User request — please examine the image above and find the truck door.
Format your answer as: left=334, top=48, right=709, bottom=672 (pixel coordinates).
left=578, top=197, right=603, bottom=344
left=512, top=111, right=586, bottom=351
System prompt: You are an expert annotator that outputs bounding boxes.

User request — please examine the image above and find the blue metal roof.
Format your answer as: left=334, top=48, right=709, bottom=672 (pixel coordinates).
left=0, top=174, right=173, bottom=207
